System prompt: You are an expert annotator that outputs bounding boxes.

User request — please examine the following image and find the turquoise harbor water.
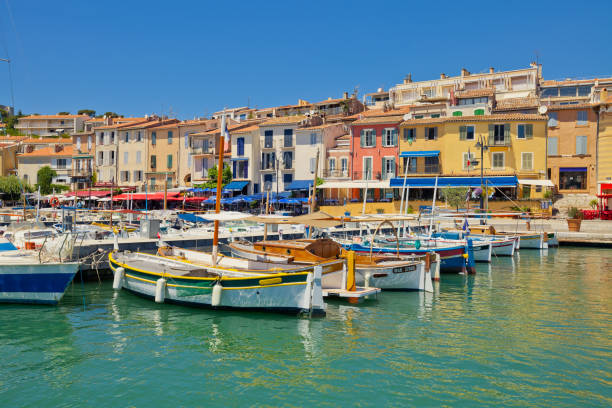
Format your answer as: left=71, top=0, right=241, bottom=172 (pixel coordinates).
left=1, top=247, right=610, bottom=407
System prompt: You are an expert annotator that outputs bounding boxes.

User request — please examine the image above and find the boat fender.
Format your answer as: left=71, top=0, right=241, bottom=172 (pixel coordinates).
left=211, top=282, right=223, bottom=307
left=415, top=240, right=421, bottom=250
left=155, top=278, right=167, bottom=303
left=113, top=267, right=124, bottom=290
left=364, top=272, right=372, bottom=288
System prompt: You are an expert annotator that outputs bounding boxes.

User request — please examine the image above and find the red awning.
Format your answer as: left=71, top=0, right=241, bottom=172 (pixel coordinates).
left=65, top=190, right=111, bottom=197
left=112, top=192, right=181, bottom=201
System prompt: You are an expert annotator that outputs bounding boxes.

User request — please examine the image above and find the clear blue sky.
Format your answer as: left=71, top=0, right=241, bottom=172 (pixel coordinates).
left=1, top=0, right=611, bottom=119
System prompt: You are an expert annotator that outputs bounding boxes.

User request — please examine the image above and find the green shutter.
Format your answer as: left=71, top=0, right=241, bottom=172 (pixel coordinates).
left=459, top=126, right=467, bottom=141
left=382, top=157, right=386, bottom=177
left=372, top=129, right=376, bottom=147
left=392, top=129, right=398, bottom=146
left=452, top=111, right=463, bottom=117
left=526, top=124, right=533, bottom=139
left=504, top=123, right=510, bottom=145
left=360, top=130, right=365, bottom=147
left=167, top=154, right=172, bottom=168
left=488, top=125, right=494, bottom=145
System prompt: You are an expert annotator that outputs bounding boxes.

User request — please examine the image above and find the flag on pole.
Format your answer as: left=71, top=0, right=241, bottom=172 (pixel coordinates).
left=462, top=217, right=470, bottom=235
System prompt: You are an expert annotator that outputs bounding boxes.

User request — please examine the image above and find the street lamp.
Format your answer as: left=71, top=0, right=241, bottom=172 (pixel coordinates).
left=474, top=135, right=489, bottom=212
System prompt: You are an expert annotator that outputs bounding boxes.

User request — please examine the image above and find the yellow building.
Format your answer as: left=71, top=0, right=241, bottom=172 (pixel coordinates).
left=597, top=96, right=612, bottom=193
left=397, top=114, right=548, bottom=198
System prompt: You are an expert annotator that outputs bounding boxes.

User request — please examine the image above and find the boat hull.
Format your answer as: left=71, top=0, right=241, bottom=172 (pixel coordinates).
left=109, top=253, right=325, bottom=316
left=354, top=262, right=432, bottom=291
left=490, top=239, right=516, bottom=256
left=0, top=262, right=79, bottom=305
left=518, top=234, right=545, bottom=249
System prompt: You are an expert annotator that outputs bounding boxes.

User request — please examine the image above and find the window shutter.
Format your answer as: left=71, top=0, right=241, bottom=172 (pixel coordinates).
left=381, top=157, right=386, bottom=178
left=245, top=162, right=248, bottom=179
left=434, top=127, right=438, bottom=140
left=390, top=158, right=396, bottom=177
left=504, top=124, right=510, bottom=144
left=232, top=161, right=237, bottom=178
left=403, top=128, right=408, bottom=141
left=360, top=130, right=365, bottom=147
left=372, top=129, right=377, bottom=147
left=392, top=129, right=398, bottom=146
left=488, top=124, right=494, bottom=145
left=459, top=126, right=466, bottom=141
left=526, top=124, right=533, bottom=139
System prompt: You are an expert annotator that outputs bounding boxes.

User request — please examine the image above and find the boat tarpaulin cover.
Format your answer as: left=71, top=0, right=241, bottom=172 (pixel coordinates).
left=389, top=176, right=518, bottom=188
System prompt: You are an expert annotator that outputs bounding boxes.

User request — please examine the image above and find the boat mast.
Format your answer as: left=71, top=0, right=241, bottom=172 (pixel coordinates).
left=308, top=149, right=319, bottom=238
left=429, top=176, right=438, bottom=237
left=212, top=115, right=226, bottom=266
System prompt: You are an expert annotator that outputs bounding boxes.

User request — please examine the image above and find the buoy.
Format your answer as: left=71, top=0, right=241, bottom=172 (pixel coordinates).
left=155, top=278, right=167, bottom=303
left=211, top=282, right=223, bottom=307
left=113, top=267, right=124, bottom=290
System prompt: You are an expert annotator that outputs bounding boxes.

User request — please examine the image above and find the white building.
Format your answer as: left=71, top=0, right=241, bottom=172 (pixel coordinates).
left=228, top=124, right=261, bottom=195
left=15, top=114, right=90, bottom=136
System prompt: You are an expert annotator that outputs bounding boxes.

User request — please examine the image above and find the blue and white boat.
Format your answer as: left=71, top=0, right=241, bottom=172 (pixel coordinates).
left=0, top=238, right=80, bottom=305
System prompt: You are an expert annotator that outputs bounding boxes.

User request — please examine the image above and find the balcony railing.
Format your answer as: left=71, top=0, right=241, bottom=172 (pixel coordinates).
left=490, top=137, right=511, bottom=147
left=72, top=168, right=92, bottom=177
left=191, top=146, right=213, bottom=155
left=260, top=163, right=276, bottom=171
left=401, top=164, right=441, bottom=175
left=261, top=138, right=275, bottom=149
left=322, top=169, right=350, bottom=178
left=353, top=171, right=381, bottom=181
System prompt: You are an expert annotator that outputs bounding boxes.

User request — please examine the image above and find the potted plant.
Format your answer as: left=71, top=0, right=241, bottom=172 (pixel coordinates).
left=567, top=206, right=583, bottom=232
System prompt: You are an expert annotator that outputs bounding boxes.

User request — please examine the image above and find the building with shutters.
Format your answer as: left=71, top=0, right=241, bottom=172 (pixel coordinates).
left=349, top=115, right=402, bottom=201
left=18, top=144, right=74, bottom=187
left=15, top=114, right=90, bottom=137
left=395, top=114, right=548, bottom=199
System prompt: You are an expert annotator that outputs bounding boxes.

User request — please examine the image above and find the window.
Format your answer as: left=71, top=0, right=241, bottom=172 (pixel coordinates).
left=492, top=152, right=505, bottom=169
left=382, top=128, right=398, bottom=147
left=424, top=127, right=437, bottom=141
left=150, top=178, right=156, bottom=188
left=363, top=157, right=373, bottom=179
left=578, top=86, right=591, bottom=96
left=576, top=135, right=588, bottom=155
left=577, top=111, right=588, bottom=125
left=124, top=132, right=129, bottom=143
left=329, top=158, right=336, bottom=171
left=541, top=88, right=559, bottom=98
left=309, top=157, right=316, bottom=173
left=403, top=128, right=415, bottom=142
left=98, top=152, right=103, bottom=166
left=237, top=137, right=244, bottom=156
left=151, top=155, right=156, bottom=168
left=283, top=151, right=292, bottom=169
left=76, top=137, right=81, bottom=151
left=425, top=156, right=439, bottom=173
left=341, top=158, right=348, bottom=176
left=382, top=157, right=395, bottom=179
left=261, top=152, right=275, bottom=170
left=168, top=131, right=173, bottom=144
left=55, top=158, right=67, bottom=169
left=517, top=124, right=533, bottom=139
left=167, top=154, right=173, bottom=168
left=430, top=113, right=440, bottom=118
left=459, top=125, right=475, bottom=141
left=360, top=129, right=376, bottom=147
left=548, top=112, right=558, bottom=127
left=404, top=157, right=417, bottom=174
left=283, top=129, right=293, bottom=147
left=87, top=135, right=92, bottom=150
left=184, top=133, right=189, bottom=148
left=548, top=137, right=558, bottom=156
left=264, top=130, right=273, bottom=148
left=489, top=124, right=509, bottom=145
left=521, top=152, right=533, bottom=170
left=121, top=171, right=130, bottom=182
left=283, top=173, right=293, bottom=184
left=559, top=168, right=587, bottom=190
left=463, top=152, right=476, bottom=170
left=560, top=87, right=577, bottom=97
left=151, top=131, right=156, bottom=145
left=136, top=151, right=142, bottom=163
left=137, top=131, right=142, bottom=142
left=264, top=174, right=273, bottom=183
left=187, top=153, right=192, bottom=168
left=124, top=152, right=128, bottom=164
left=111, top=131, right=115, bottom=144
left=110, top=151, right=115, bottom=165
left=133, top=170, right=142, bottom=182
left=414, top=115, right=424, bottom=119
left=310, top=133, right=318, bottom=145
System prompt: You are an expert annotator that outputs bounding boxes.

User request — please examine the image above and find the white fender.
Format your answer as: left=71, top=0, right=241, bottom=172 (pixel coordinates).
left=155, top=278, right=167, bottom=303
left=113, top=267, right=124, bottom=290
left=364, top=272, right=372, bottom=288
left=211, top=282, right=223, bottom=307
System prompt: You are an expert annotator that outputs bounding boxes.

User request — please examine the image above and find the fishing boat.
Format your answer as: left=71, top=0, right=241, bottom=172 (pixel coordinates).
left=109, top=248, right=332, bottom=316
left=0, top=238, right=80, bottom=304
left=229, top=238, right=433, bottom=292
left=432, top=231, right=516, bottom=257
left=467, top=225, right=546, bottom=249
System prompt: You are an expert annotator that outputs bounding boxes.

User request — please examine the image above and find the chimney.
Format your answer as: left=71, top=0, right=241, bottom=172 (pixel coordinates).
left=404, top=74, right=412, bottom=84
left=377, top=87, right=383, bottom=93
left=440, top=73, right=446, bottom=79
left=343, top=92, right=348, bottom=99
left=489, top=67, right=495, bottom=74
left=54, top=144, right=63, bottom=153
left=103, top=115, right=112, bottom=126
left=461, top=68, right=470, bottom=77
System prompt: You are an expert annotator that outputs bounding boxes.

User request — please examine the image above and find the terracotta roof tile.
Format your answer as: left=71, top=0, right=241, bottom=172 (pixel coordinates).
left=19, top=145, right=74, bottom=157
left=20, top=114, right=90, bottom=120
left=400, top=113, right=546, bottom=126
left=260, top=115, right=308, bottom=126
left=22, top=137, right=73, bottom=144
left=314, top=98, right=347, bottom=106
left=297, top=123, right=339, bottom=131
left=230, top=124, right=260, bottom=134
left=493, top=97, right=539, bottom=111
left=544, top=102, right=597, bottom=111
left=352, top=115, right=405, bottom=125
left=540, top=78, right=612, bottom=87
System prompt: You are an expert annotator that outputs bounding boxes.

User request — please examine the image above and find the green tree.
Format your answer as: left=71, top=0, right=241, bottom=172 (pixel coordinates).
left=58, top=111, right=70, bottom=115
left=0, top=176, right=33, bottom=201
left=78, top=109, right=96, bottom=116
left=441, top=187, right=469, bottom=211
left=91, top=172, right=97, bottom=185
left=36, top=166, right=57, bottom=195
left=103, top=112, right=121, bottom=118
left=204, top=164, right=232, bottom=189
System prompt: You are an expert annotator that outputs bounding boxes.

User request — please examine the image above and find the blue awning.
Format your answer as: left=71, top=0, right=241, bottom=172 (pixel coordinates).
left=559, top=167, right=587, bottom=172
left=223, top=180, right=249, bottom=191
left=285, top=180, right=314, bottom=191
left=399, top=150, right=441, bottom=158
left=178, top=213, right=208, bottom=223
left=390, top=176, right=518, bottom=188
left=230, top=157, right=249, bottom=161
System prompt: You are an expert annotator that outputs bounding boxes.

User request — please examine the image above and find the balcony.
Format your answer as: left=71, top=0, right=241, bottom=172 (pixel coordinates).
left=260, top=164, right=275, bottom=171
left=489, top=138, right=511, bottom=147
left=353, top=171, right=381, bottom=181
left=260, top=138, right=275, bottom=150
left=400, top=164, right=441, bottom=175
left=72, top=168, right=92, bottom=177
left=191, top=146, right=213, bottom=155
left=322, top=169, right=350, bottom=178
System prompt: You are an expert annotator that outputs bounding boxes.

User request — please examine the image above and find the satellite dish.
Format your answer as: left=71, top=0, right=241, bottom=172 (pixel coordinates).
left=403, top=113, right=412, bottom=121
left=538, top=105, right=548, bottom=115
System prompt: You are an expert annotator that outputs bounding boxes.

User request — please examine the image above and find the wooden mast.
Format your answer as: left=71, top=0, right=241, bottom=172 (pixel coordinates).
left=212, top=123, right=225, bottom=265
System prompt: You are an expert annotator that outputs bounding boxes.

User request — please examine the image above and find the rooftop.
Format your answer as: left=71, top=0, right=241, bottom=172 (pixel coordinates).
left=494, top=97, right=539, bottom=111
left=260, top=115, right=308, bottom=126
left=20, top=114, right=90, bottom=120
left=19, top=145, right=74, bottom=158
left=400, top=113, right=546, bottom=126
left=540, top=77, right=612, bottom=87
left=22, top=137, right=73, bottom=144
left=456, top=88, right=495, bottom=98
left=352, top=115, right=405, bottom=125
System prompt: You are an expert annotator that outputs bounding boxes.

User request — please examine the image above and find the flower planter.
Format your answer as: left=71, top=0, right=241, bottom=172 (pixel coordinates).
left=567, top=218, right=582, bottom=232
